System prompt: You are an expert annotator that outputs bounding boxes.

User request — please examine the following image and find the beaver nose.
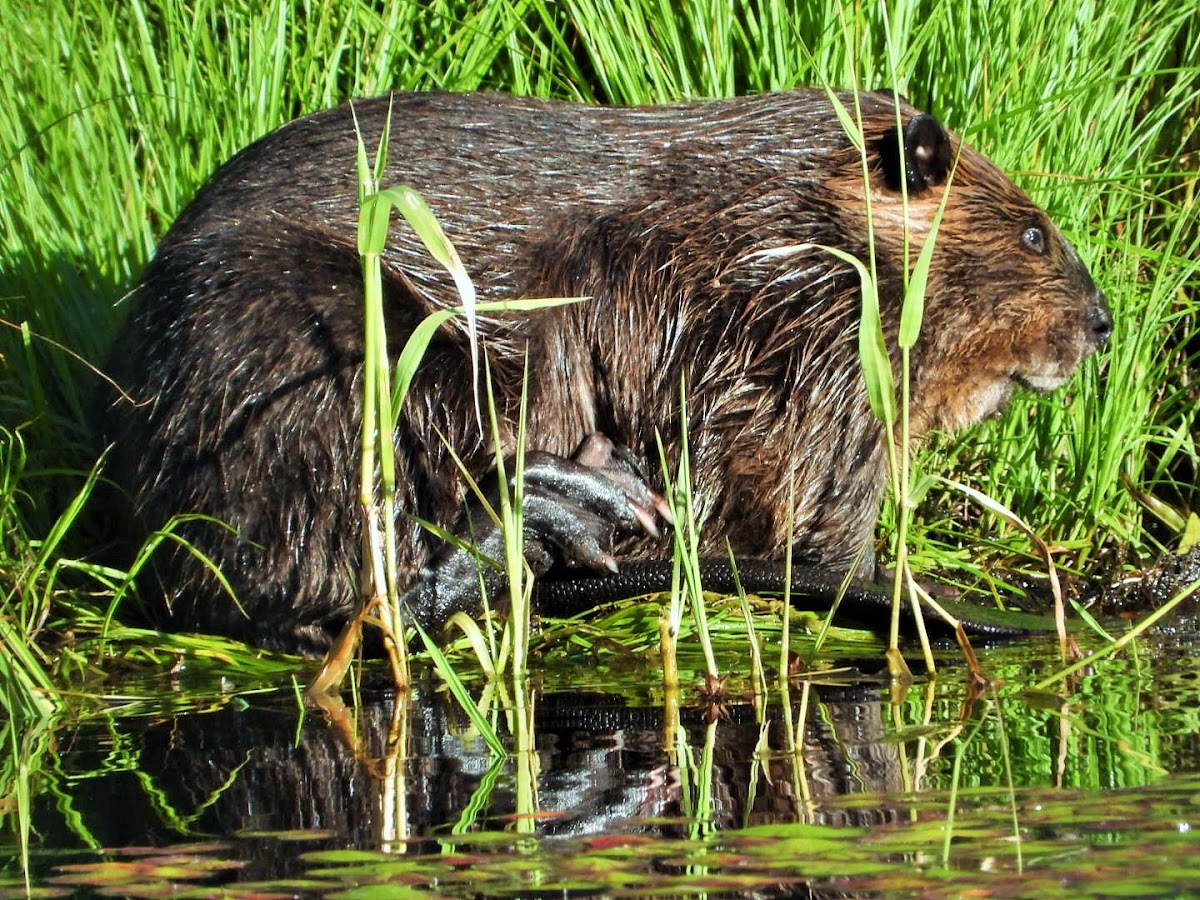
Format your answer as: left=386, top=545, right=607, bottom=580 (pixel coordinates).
left=1087, top=296, right=1113, bottom=346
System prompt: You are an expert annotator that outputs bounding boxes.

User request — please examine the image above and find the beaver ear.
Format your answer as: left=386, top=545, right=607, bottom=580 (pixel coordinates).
left=903, top=114, right=953, bottom=189
left=877, top=113, right=952, bottom=193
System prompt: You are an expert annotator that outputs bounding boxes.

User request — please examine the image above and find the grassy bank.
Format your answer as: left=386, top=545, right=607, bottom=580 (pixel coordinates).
left=1, top=0, right=1198, bottom=677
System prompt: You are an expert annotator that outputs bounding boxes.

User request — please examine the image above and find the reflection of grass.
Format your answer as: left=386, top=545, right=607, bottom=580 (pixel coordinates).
left=15, top=769, right=1200, bottom=896
left=3, top=638, right=1193, bottom=893
left=0, top=631, right=301, bottom=888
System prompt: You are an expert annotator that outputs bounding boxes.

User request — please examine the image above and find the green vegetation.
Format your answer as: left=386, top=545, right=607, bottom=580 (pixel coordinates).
left=1, top=1, right=1197, bottom=685
left=25, top=772, right=1200, bottom=898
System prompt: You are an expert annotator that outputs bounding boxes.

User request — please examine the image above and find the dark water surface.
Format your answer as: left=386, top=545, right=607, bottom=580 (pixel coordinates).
left=4, top=629, right=1200, bottom=897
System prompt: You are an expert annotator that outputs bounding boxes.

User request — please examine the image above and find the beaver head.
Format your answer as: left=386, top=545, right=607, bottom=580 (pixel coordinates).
left=831, top=95, right=1112, bottom=436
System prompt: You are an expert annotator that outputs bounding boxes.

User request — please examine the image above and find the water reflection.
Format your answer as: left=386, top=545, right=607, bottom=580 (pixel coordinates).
left=29, top=640, right=1199, bottom=865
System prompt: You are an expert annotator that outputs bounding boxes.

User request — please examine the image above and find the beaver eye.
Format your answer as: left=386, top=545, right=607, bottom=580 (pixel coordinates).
left=1021, top=226, right=1047, bottom=254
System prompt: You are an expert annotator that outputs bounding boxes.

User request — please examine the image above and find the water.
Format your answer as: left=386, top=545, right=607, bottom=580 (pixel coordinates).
left=4, top=628, right=1200, bottom=897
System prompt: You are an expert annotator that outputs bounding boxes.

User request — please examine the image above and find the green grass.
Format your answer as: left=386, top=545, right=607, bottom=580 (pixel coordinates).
left=1, top=0, right=1198, bottom=683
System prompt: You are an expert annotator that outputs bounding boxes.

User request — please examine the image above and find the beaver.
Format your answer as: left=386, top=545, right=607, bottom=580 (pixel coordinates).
left=108, top=90, right=1111, bottom=654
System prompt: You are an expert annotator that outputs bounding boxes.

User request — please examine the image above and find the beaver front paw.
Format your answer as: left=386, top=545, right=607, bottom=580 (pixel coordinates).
left=405, top=433, right=670, bottom=631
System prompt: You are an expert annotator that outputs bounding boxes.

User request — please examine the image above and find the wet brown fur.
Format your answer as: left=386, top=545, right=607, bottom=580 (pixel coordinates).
left=109, top=90, right=1109, bottom=653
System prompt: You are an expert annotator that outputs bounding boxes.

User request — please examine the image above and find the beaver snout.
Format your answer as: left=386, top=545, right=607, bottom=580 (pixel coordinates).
left=1087, top=296, right=1114, bottom=347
